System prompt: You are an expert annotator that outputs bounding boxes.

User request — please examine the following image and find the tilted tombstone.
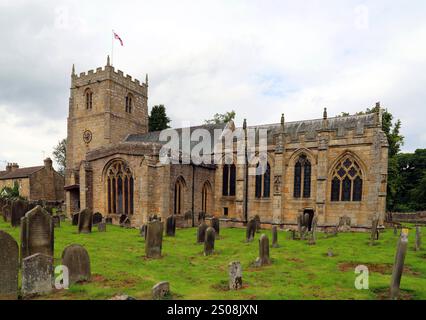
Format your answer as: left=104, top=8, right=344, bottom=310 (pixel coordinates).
left=97, top=222, right=106, bottom=232
left=21, top=253, right=53, bottom=296
left=246, top=218, right=256, bottom=242
left=204, top=227, right=215, bottom=256
left=61, top=244, right=91, bottom=285
left=0, top=231, right=19, bottom=299
left=78, top=209, right=93, bottom=234
left=197, top=221, right=208, bottom=243
left=297, top=213, right=305, bottom=239
left=21, top=205, right=54, bottom=260
left=72, top=213, right=79, bottom=226
left=11, top=199, right=29, bottom=227
left=52, top=215, right=60, bottom=228
left=145, top=220, right=163, bottom=258
left=152, top=281, right=170, bottom=300
left=166, top=215, right=176, bottom=236
left=211, top=217, right=220, bottom=236
left=228, top=261, right=242, bottom=290
left=92, top=212, right=103, bottom=225
left=271, top=226, right=279, bottom=248
left=390, top=230, right=409, bottom=300
left=415, top=226, right=421, bottom=251
left=370, top=218, right=379, bottom=245
left=309, top=216, right=318, bottom=245
left=303, top=212, right=311, bottom=230
left=255, top=234, right=271, bottom=267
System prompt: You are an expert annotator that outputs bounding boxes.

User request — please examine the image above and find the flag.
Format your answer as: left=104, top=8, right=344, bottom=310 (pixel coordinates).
left=113, top=31, right=123, bottom=46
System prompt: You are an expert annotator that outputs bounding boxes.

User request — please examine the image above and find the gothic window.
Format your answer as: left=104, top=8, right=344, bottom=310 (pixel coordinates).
left=85, top=89, right=93, bottom=110
left=174, top=177, right=185, bottom=214
left=294, top=155, right=311, bottom=198
left=125, top=93, right=133, bottom=113
left=330, top=156, right=363, bottom=202
left=201, top=182, right=210, bottom=213
left=106, top=160, right=134, bottom=215
left=222, top=164, right=236, bottom=196
left=255, top=162, right=271, bottom=198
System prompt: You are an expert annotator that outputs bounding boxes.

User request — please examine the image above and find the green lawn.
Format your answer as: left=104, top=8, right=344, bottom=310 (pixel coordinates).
left=1, top=219, right=425, bottom=300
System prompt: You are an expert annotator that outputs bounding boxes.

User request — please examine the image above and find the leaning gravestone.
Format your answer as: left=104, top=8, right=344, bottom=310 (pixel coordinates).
left=370, top=218, right=379, bottom=245
left=246, top=218, right=256, bottom=242
left=297, top=213, right=305, bottom=240
left=62, top=244, right=91, bottom=285
left=22, top=253, right=53, bottom=296
left=78, top=209, right=93, bottom=234
left=0, top=231, right=19, bottom=299
left=145, top=220, right=163, bottom=258
left=271, top=226, right=279, bottom=248
left=166, top=215, right=176, bottom=236
left=197, top=221, right=208, bottom=243
left=98, top=222, right=106, bottom=232
left=228, top=261, right=242, bottom=290
left=11, top=199, right=27, bottom=227
left=308, top=216, right=318, bottom=245
left=254, top=234, right=271, bottom=267
left=204, top=227, right=215, bottom=256
left=21, top=205, right=54, bottom=260
left=92, top=212, right=103, bottom=225
left=152, top=281, right=170, bottom=300
left=390, top=230, right=409, bottom=300
left=211, top=217, right=220, bottom=236
left=72, top=213, right=79, bottom=226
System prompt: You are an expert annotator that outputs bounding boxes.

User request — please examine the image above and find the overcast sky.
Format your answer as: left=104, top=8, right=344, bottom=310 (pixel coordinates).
left=0, top=0, right=425, bottom=170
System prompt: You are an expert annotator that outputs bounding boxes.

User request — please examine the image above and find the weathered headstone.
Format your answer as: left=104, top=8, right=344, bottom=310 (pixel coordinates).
left=78, top=209, right=93, bottom=234
left=204, top=227, right=215, bottom=256
left=72, top=213, right=79, bottom=226
left=11, top=199, right=27, bottom=227
left=21, top=205, right=54, bottom=260
left=145, top=220, right=163, bottom=258
left=393, top=225, right=398, bottom=236
left=254, top=234, right=271, bottom=267
left=198, top=211, right=206, bottom=222
left=228, top=261, right=242, bottom=290
left=97, top=222, right=106, bottom=232
left=297, top=213, right=305, bottom=240
left=370, top=218, right=379, bottom=245
left=21, top=253, right=53, bottom=296
left=0, top=231, right=19, bottom=299
left=197, top=221, right=208, bottom=243
left=308, top=216, right=318, bottom=245
left=140, top=224, right=148, bottom=239
left=254, top=215, right=261, bottom=233
left=290, top=229, right=296, bottom=240
left=166, top=215, right=176, bottom=236
left=2, top=202, right=12, bottom=222
left=390, top=230, right=409, bottom=300
left=415, top=226, right=421, bottom=251
left=52, top=215, right=61, bottom=228
left=246, top=218, right=256, bottom=242
left=211, top=217, right=220, bottom=236
left=152, top=281, right=170, bottom=300
left=61, top=244, right=91, bottom=285
left=92, top=212, right=103, bottom=225
left=271, top=226, right=279, bottom=248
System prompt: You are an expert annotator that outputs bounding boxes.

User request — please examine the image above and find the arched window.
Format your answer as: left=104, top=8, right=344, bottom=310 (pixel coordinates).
left=330, top=156, right=363, bottom=202
left=294, top=155, right=311, bottom=198
left=125, top=93, right=133, bottom=113
left=85, top=88, right=93, bottom=110
left=222, top=164, right=236, bottom=196
left=201, top=182, right=210, bottom=213
left=255, top=162, right=271, bottom=198
left=174, top=177, right=185, bottom=214
left=106, top=160, right=134, bottom=215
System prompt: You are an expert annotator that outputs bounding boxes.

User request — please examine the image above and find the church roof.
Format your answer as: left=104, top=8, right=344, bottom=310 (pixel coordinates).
left=0, top=166, right=44, bottom=180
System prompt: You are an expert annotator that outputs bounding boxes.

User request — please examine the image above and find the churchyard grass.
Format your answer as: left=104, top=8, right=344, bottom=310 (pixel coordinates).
left=1, top=220, right=425, bottom=300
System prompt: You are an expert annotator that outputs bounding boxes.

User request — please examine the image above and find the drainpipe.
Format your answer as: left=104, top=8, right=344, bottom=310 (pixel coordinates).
left=192, top=164, right=195, bottom=227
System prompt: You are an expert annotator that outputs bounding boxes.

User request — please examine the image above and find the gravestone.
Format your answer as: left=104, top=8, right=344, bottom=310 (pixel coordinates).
left=21, top=253, right=53, bottom=296
left=21, top=205, right=54, bottom=260
left=11, top=199, right=29, bottom=227
left=78, top=209, right=93, bottom=234
left=415, top=226, right=421, bottom=251
left=98, top=222, right=106, bottom=232
left=327, top=248, right=334, bottom=257
left=145, top=220, right=163, bottom=258
left=211, top=217, right=220, bottom=236
left=52, top=215, right=60, bottom=228
left=228, top=261, right=242, bottom=290
left=62, top=244, right=91, bottom=285
left=140, top=224, right=148, bottom=239
left=390, top=230, right=409, bottom=300
left=152, top=281, right=170, bottom=300
left=119, top=214, right=127, bottom=224
left=198, top=211, right=206, bottom=222
left=92, top=212, right=103, bottom=225
left=204, top=227, right=215, bottom=256
left=308, top=216, right=318, bottom=245
left=271, top=226, right=279, bottom=248
left=254, top=215, right=261, bottom=233
left=297, top=213, right=305, bottom=239
left=393, top=225, right=398, bottom=236
left=370, top=218, right=379, bottom=245
left=246, top=218, right=256, bottom=242
left=290, top=229, right=296, bottom=240
left=197, top=221, right=208, bottom=243
left=2, top=202, right=12, bottom=222
left=254, top=234, right=271, bottom=267
left=166, top=215, right=176, bottom=236
left=0, top=231, right=19, bottom=299
left=72, top=213, right=79, bottom=226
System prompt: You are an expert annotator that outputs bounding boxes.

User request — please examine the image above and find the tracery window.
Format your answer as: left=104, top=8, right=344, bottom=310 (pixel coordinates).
left=125, top=93, right=133, bottom=113
left=222, top=164, right=236, bottom=196
left=255, top=162, right=271, bottom=198
left=85, top=88, right=93, bottom=110
left=174, top=177, right=185, bottom=214
left=107, top=161, right=134, bottom=215
left=201, top=182, right=210, bottom=213
left=330, top=156, right=363, bottom=202
left=294, top=155, right=311, bottom=198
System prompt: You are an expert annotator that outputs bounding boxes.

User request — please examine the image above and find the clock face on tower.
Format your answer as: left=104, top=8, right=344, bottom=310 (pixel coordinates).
left=83, top=130, right=92, bottom=144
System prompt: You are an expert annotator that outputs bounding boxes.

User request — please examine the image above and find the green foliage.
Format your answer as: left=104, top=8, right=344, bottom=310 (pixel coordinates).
left=149, top=105, right=171, bottom=131
left=205, top=110, right=236, bottom=124
left=0, top=182, right=21, bottom=200
left=53, top=138, right=67, bottom=175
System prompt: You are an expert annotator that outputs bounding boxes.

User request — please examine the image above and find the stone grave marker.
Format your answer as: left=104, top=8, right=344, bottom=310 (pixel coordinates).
left=152, top=281, right=170, bottom=300
left=390, top=230, right=409, bottom=300
left=98, top=222, right=106, bottom=232
left=0, top=231, right=19, bottom=299
left=145, top=220, right=163, bottom=258
left=211, top=217, right=220, bottom=236
left=72, top=213, right=79, bottom=226
left=61, top=244, right=91, bottom=285
left=21, top=253, right=53, bottom=296
left=228, top=261, right=242, bottom=290
left=246, top=218, right=256, bottom=242
left=204, top=227, right=215, bottom=256
left=254, top=234, right=271, bottom=267
left=166, top=215, right=176, bottom=236
left=78, top=209, right=93, bottom=234
left=271, top=226, right=279, bottom=248
left=197, top=221, right=208, bottom=243
left=92, top=212, right=103, bottom=225
left=415, top=226, right=421, bottom=251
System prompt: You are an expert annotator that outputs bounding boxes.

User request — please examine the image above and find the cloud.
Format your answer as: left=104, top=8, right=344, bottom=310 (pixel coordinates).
left=0, top=0, right=425, bottom=169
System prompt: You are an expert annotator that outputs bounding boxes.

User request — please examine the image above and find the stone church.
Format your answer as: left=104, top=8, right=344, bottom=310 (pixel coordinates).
left=65, top=57, right=388, bottom=230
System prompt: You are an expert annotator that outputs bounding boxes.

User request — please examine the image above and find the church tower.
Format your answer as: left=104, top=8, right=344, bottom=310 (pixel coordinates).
left=65, top=57, right=148, bottom=214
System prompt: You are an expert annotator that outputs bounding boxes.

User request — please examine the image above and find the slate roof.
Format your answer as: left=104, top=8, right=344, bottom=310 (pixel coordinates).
left=0, top=166, right=44, bottom=180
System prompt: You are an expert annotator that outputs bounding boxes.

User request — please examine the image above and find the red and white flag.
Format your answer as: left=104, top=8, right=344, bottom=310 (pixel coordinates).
left=113, top=31, right=124, bottom=46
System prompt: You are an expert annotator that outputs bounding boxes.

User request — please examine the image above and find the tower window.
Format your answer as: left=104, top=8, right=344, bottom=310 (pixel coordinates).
left=85, top=89, right=93, bottom=110
left=125, top=93, right=133, bottom=113
left=330, top=156, right=363, bottom=202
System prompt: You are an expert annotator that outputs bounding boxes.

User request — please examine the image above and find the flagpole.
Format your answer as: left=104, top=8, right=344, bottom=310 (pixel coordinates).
left=111, top=29, right=114, bottom=66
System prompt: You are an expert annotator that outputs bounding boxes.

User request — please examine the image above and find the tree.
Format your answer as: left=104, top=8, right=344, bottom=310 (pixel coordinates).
left=53, top=138, right=67, bottom=175
left=205, top=110, right=236, bottom=124
left=149, top=105, right=171, bottom=131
